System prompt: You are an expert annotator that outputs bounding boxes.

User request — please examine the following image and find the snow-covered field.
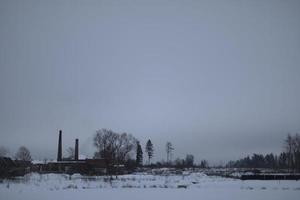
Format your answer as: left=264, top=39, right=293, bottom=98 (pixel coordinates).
left=1, top=171, right=299, bottom=200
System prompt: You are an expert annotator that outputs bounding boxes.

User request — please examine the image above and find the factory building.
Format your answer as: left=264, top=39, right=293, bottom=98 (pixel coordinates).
left=36, top=130, right=106, bottom=175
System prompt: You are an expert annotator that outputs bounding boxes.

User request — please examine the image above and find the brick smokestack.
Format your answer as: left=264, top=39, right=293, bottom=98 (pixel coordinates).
left=75, top=139, right=79, bottom=161
left=57, top=130, right=62, bottom=161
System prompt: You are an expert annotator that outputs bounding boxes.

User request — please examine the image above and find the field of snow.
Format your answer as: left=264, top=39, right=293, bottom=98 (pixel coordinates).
left=1, top=171, right=299, bottom=200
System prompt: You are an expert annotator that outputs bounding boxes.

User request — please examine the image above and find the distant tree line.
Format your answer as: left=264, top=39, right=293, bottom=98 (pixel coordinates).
left=227, top=133, right=300, bottom=172
left=91, top=129, right=207, bottom=173
left=226, top=153, right=278, bottom=169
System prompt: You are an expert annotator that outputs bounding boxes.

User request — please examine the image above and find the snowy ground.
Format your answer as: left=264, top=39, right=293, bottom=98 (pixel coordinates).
left=1, top=171, right=299, bottom=200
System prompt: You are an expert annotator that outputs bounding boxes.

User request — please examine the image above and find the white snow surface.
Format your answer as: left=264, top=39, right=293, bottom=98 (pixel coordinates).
left=0, top=171, right=299, bottom=200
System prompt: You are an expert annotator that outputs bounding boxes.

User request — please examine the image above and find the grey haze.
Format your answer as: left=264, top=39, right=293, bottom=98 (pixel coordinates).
left=0, top=0, right=300, bottom=164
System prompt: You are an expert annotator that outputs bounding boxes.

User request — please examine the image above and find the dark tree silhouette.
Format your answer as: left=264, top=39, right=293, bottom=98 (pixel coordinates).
left=166, top=142, right=174, bottom=165
left=185, top=154, right=194, bottom=167
left=136, top=141, right=143, bottom=167
left=285, top=134, right=293, bottom=170
left=225, top=134, right=300, bottom=171
left=284, top=133, right=300, bottom=171
left=145, top=139, right=154, bottom=165
left=200, top=160, right=208, bottom=168
left=93, top=128, right=137, bottom=174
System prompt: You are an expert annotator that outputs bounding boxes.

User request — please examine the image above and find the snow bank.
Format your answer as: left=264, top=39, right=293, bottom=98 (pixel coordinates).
left=0, top=171, right=299, bottom=200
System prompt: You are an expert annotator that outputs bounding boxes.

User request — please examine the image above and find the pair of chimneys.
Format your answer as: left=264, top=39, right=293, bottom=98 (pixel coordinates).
left=57, top=130, right=79, bottom=161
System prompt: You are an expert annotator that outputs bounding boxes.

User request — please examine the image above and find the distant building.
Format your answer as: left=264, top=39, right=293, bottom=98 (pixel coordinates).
left=35, top=130, right=106, bottom=175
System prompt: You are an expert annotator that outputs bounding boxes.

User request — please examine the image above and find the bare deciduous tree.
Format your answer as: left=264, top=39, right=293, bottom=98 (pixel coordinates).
left=285, top=134, right=293, bottom=170
left=66, top=147, right=75, bottom=159
left=295, top=134, right=300, bottom=170
left=15, top=146, right=32, bottom=161
left=166, top=142, right=174, bottom=165
left=116, top=133, right=137, bottom=163
left=93, top=128, right=137, bottom=173
left=284, top=133, right=300, bottom=171
left=0, top=146, right=9, bottom=157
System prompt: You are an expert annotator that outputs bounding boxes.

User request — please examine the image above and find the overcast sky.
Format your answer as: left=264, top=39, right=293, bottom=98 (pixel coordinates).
left=0, top=0, right=300, bottom=163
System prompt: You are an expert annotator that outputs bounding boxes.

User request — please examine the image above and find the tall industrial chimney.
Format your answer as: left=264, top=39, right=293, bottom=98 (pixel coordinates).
left=57, top=130, right=62, bottom=161
left=75, top=139, right=79, bottom=161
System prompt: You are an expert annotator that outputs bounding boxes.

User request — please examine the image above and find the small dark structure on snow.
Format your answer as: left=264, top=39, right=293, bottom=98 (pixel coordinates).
left=36, top=130, right=106, bottom=175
